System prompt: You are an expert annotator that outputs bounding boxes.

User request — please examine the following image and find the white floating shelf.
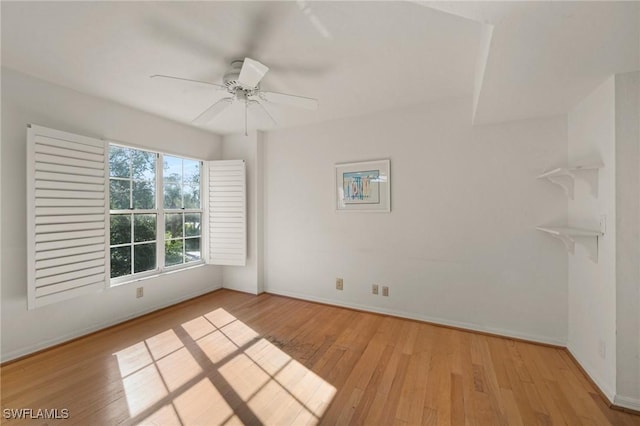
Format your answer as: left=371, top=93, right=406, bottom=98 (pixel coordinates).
left=537, top=226, right=603, bottom=262
left=537, top=163, right=603, bottom=199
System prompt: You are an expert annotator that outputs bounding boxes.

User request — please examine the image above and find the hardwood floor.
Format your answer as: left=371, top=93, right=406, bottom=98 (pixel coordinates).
left=1, top=289, right=639, bottom=425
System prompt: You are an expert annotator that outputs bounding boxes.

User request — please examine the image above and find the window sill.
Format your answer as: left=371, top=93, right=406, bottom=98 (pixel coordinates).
left=109, top=261, right=207, bottom=287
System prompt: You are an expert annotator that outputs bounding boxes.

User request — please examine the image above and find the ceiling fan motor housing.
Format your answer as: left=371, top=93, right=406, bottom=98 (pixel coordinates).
left=223, top=60, right=258, bottom=95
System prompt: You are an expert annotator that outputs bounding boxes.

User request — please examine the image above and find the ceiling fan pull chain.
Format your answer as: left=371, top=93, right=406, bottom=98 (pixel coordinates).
left=245, top=97, right=249, bottom=137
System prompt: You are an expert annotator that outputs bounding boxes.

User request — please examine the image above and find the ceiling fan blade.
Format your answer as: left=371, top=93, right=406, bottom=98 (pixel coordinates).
left=192, top=98, right=233, bottom=125
left=150, top=74, right=226, bottom=90
left=260, top=91, right=318, bottom=110
left=249, top=100, right=277, bottom=126
left=238, top=58, right=269, bottom=88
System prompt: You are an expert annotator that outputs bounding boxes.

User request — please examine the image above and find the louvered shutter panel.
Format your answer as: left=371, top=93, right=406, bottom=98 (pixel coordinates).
left=207, top=160, right=246, bottom=266
left=27, top=124, right=108, bottom=309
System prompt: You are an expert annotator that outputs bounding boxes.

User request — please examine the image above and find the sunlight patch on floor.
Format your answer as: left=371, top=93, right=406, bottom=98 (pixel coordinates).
left=113, top=307, right=336, bottom=425
left=219, top=319, right=259, bottom=347
left=181, top=316, right=216, bottom=340
left=249, top=379, right=307, bottom=424
left=173, top=378, right=234, bottom=425
left=145, top=329, right=183, bottom=360
left=114, top=341, right=153, bottom=377
left=121, top=364, right=168, bottom=417
left=205, top=307, right=237, bottom=328
left=245, top=338, right=291, bottom=375
left=137, top=403, right=181, bottom=426
left=219, top=353, right=271, bottom=400
left=275, top=359, right=336, bottom=417
left=222, top=415, right=244, bottom=425
left=196, top=330, right=238, bottom=363
left=156, top=347, right=203, bottom=392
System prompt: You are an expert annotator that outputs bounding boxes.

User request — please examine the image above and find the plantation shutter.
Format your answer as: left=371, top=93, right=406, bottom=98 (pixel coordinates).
left=27, top=124, right=108, bottom=309
left=206, top=160, right=246, bottom=266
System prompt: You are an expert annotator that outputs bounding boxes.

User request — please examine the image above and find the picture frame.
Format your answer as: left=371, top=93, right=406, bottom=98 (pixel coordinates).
left=335, top=159, right=390, bottom=212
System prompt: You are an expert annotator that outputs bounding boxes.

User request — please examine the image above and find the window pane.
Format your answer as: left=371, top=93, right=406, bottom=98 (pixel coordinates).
left=110, top=179, right=130, bottom=210
left=110, top=215, right=131, bottom=245
left=185, top=238, right=201, bottom=263
left=110, top=246, right=131, bottom=278
left=183, top=160, right=200, bottom=186
left=132, top=150, right=156, bottom=181
left=165, top=239, right=184, bottom=266
left=134, top=214, right=156, bottom=242
left=109, top=146, right=130, bottom=178
left=134, top=243, right=156, bottom=273
left=133, top=180, right=155, bottom=209
left=165, top=213, right=183, bottom=239
left=164, top=156, right=182, bottom=184
left=185, top=213, right=201, bottom=237
left=183, top=185, right=200, bottom=209
left=164, top=183, right=182, bottom=209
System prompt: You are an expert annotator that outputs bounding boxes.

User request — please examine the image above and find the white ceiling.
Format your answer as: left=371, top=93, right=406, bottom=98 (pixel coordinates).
left=2, top=1, right=638, bottom=134
left=470, top=1, right=640, bottom=124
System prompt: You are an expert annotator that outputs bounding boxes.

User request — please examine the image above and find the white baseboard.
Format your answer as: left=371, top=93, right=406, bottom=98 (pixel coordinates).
left=614, top=395, right=640, bottom=412
left=265, top=288, right=566, bottom=347
left=1, top=283, right=223, bottom=363
left=222, top=283, right=259, bottom=295
left=566, top=345, right=617, bottom=402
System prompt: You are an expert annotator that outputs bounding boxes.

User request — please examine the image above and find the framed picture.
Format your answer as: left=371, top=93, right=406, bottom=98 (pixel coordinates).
left=335, top=159, right=390, bottom=212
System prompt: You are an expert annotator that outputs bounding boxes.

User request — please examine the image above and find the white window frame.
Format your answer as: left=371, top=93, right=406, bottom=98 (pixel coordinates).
left=108, top=144, right=205, bottom=286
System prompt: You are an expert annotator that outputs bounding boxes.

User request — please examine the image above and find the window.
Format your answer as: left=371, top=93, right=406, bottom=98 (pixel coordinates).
left=28, top=125, right=246, bottom=308
left=109, top=147, right=203, bottom=283
left=109, top=146, right=158, bottom=280
left=163, top=156, right=202, bottom=267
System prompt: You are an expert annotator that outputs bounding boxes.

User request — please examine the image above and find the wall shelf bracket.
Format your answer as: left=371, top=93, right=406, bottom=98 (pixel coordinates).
left=537, top=163, right=602, bottom=199
left=536, top=226, right=603, bottom=263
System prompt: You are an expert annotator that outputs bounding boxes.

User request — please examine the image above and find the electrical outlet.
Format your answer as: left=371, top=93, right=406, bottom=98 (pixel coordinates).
left=336, top=278, right=344, bottom=290
left=136, top=287, right=144, bottom=298
left=382, top=286, right=389, bottom=297
left=372, top=284, right=379, bottom=295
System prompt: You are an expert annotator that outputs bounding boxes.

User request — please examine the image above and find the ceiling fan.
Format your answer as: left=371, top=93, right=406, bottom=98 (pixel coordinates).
left=151, top=58, right=319, bottom=135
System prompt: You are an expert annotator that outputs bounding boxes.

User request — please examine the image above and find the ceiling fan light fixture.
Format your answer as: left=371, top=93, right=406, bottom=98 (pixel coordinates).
left=153, top=57, right=318, bottom=133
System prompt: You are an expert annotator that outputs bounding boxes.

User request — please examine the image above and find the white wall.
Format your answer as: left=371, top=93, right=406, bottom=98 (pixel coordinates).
left=263, top=98, right=568, bottom=344
left=614, top=71, right=640, bottom=409
left=1, top=68, right=224, bottom=361
left=567, top=76, right=617, bottom=400
left=220, top=131, right=264, bottom=294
